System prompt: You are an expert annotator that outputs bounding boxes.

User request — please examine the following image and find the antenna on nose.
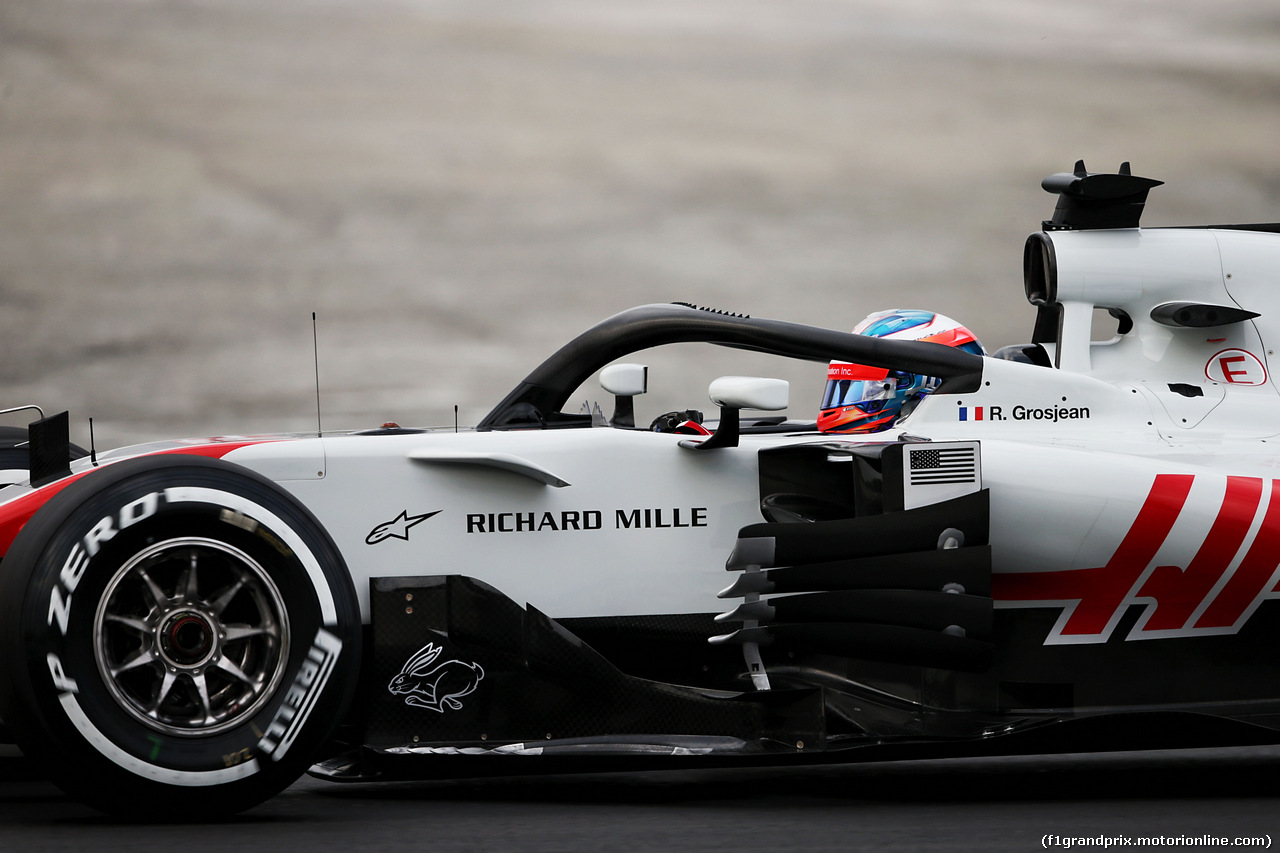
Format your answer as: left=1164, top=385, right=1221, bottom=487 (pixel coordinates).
left=313, top=312, right=323, bottom=437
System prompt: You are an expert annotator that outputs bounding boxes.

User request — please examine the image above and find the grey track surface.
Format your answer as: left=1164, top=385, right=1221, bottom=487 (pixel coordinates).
left=2, top=747, right=1278, bottom=851
left=2, top=0, right=1279, bottom=446
left=3, top=3, right=1280, bottom=847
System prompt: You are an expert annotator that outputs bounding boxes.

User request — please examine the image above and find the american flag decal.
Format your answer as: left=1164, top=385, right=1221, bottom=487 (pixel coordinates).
left=908, top=445, right=978, bottom=485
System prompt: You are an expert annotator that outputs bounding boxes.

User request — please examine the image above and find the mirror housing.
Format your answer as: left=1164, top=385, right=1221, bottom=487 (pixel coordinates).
left=684, top=377, right=789, bottom=451
left=708, top=376, right=789, bottom=412
left=600, top=363, right=648, bottom=397
left=600, top=363, right=648, bottom=428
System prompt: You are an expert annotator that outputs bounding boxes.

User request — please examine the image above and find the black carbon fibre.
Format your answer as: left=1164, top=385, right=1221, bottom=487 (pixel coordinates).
left=480, top=303, right=984, bottom=429
left=365, top=576, right=824, bottom=751
left=735, top=490, right=990, bottom=568
left=748, top=547, right=992, bottom=597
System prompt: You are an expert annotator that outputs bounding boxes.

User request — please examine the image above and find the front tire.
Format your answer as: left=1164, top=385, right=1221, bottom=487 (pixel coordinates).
left=0, top=455, right=360, bottom=818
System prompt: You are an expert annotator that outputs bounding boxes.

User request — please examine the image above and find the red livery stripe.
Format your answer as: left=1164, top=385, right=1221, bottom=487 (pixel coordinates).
left=0, top=440, right=276, bottom=556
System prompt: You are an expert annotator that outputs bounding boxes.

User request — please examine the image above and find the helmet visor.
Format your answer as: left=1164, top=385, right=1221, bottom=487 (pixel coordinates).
left=821, top=378, right=898, bottom=412
left=821, top=362, right=900, bottom=412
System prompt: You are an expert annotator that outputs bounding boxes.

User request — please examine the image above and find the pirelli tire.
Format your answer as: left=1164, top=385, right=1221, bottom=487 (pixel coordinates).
left=0, top=454, right=361, bottom=818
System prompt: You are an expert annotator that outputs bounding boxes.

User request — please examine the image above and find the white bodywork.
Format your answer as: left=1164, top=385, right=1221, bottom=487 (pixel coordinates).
left=213, top=225, right=1279, bottom=634
left=225, top=428, right=770, bottom=621
left=6, top=225, right=1280, bottom=639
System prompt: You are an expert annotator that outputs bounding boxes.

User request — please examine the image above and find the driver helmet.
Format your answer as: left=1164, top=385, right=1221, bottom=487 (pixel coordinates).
left=818, top=309, right=984, bottom=433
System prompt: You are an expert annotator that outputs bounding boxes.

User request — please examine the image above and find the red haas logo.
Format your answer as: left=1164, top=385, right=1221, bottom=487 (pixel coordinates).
left=994, top=474, right=1280, bottom=644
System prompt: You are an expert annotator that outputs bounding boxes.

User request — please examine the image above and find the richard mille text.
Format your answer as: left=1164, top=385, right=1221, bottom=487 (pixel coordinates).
left=466, top=507, right=708, bottom=534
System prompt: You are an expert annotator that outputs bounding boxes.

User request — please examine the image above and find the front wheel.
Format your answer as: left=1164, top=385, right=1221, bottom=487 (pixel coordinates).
left=0, top=455, right=361, bottom=818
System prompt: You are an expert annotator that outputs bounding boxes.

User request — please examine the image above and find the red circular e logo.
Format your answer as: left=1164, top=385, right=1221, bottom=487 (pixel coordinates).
left=1205, top=349, right=1268, bottom=385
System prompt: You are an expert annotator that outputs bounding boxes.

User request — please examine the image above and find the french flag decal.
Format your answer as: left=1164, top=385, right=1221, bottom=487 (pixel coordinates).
left=958, top=406, right=984, bottom=421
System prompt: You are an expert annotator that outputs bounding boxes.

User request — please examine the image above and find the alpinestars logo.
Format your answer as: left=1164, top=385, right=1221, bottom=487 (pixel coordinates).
left=994, top=474, right=1280, bottom=644
left=366, top=510, right=441, bottom=545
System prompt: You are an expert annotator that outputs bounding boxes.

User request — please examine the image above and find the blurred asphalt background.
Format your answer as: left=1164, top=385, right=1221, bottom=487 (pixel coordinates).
left=1, top=0, right=1278, bottom=448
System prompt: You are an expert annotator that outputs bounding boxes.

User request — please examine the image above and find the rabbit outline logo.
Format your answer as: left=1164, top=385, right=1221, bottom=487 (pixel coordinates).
left=387, top=642, right=485, bottom=712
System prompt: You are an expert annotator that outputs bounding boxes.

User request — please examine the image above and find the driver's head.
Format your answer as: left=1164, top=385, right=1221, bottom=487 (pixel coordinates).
left=818, top=309, right=984, bottom=434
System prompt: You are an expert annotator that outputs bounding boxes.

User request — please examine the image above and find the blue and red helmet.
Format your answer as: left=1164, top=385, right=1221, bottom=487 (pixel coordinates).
left=818, top=309, right=984, bottom=434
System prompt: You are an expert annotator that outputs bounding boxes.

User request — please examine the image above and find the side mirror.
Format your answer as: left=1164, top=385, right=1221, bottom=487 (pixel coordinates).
left=600, top=363, right=648, bottom=428
left=708, top=376, right=788, bottom=412
left=683, top=377, right=789, bottom=450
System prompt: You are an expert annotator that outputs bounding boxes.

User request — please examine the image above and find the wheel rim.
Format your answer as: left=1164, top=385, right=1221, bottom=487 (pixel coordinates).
left=93, top=537, right=291, bottom=737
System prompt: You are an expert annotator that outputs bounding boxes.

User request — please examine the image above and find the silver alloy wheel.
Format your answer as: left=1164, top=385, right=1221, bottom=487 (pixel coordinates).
left=93, top=537, right=290, bottom=737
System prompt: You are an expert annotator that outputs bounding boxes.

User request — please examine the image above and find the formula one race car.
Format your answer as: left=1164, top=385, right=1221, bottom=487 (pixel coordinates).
left=3, top=162, right=1280, bottom=818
